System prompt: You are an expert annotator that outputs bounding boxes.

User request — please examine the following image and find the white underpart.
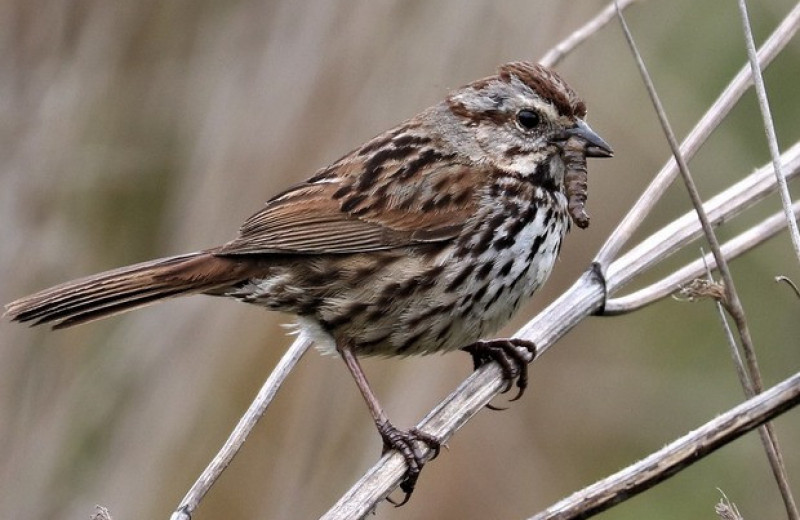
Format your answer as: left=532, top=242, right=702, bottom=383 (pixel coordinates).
left=297, top=316, right=339, bottom=355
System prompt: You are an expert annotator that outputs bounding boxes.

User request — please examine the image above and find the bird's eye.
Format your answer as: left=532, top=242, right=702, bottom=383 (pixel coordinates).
left=516, top=109, right=541, bottom=131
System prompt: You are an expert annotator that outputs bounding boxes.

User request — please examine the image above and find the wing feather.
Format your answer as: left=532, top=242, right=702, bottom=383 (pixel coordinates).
left=216, top=155, right=484, bottom=255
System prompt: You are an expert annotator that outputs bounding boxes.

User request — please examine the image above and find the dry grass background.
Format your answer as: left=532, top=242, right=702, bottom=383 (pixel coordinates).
left=1, top=1, right=799, bottom=519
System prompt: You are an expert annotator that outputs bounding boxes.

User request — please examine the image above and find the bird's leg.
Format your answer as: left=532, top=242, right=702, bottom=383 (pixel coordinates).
left=461, top=338, right=537, bottom=403
left=337, top=342, right=440, bottom=506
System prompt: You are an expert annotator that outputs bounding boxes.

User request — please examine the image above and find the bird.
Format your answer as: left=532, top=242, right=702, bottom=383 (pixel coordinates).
left=4, top=61, right=612, bottom=504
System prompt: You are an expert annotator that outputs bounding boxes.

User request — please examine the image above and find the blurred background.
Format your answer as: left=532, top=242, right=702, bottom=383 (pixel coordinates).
left=1, top=1, right=799, bottom=519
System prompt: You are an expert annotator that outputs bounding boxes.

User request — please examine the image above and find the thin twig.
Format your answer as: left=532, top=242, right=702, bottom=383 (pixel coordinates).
left=605, top=201, right=800, bottom=314
left=527, top=370, right=800, bottom=520
left=701, top=248, right=753, bottom=407
left=736, top=0, right=800, bottom=264
left=170, top=333, right=313, bottom=520
left=539, top=0, right=643, bottom=68
left=776, top=276, right=800, bottom=298
left=615, top=5, right=798, bottom=518
left=605, top=142, right=800, bottom=294
left=91, top=506, right=114, bottom=520
left=613, top=4, right=753, bottom=385
left=595, top=2, right=800, bottom=267
left=716, top=491, right=745, bottom=520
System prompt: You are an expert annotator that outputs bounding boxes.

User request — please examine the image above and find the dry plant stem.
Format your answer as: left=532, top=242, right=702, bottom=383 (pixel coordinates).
left=735, top=24, right=800, bottom=505
left=91, top=506, right=114, bottom=520
left=614, top=3, right=754, bottom=387
left=170, top=333, right=312, bottom=520
left=539, top=0, right=642, bottom=68
left=527, top=370, right=800, bottom=520
left=702, top=251, right=752, bottom=407
left=323, top=141, right=800, bottom=520
left=605, top=200, right=800, bottom=313
left=716, top=491, right=745, bottom=520
left=606, top=142, right=800, bottom=293
left=595, top=2, right=800, bottom=267
left=737, top=0, right=800, bottom=264
left=776, top=276, right=800, bottom=298
left=615, top=6, right=798, bottom=519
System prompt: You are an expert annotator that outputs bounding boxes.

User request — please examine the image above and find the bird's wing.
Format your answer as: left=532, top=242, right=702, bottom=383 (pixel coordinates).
left=215, top=157, right=485, bottom=255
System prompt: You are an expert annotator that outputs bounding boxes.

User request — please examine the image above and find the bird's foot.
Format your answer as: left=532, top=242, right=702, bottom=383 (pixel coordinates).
left=461, top=338, right=536, bottom=406
left=377, top=421, right=441, bottom=506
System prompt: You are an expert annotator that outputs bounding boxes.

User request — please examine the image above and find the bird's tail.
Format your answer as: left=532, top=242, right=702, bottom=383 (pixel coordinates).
left=4, top=251, right=252, bottom=329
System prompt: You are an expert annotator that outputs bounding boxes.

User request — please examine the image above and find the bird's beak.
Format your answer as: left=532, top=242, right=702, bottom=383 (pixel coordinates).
left=562, top=120, right=614, bottom=158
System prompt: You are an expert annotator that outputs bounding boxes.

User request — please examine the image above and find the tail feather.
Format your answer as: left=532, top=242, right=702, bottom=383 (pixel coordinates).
left=4, top=251, right=251, bottom=329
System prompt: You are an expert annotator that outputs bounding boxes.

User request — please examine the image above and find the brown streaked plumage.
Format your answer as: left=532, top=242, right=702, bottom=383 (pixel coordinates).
left=4, top=61, right=612, bottom=503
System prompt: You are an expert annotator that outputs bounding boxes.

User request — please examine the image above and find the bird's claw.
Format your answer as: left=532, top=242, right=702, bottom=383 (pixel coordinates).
left=377, top=422, right=441, bottom=506
left=461, top=338, right=536, bottom=404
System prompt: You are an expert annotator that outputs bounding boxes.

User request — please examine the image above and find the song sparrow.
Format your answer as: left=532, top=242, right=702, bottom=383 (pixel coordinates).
left=5, top=61, right=612, bottom=503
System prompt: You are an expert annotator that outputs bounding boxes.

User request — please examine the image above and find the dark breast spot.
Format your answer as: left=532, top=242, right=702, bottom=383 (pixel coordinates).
left=472, top=284, right=488, bottom=303
left=492, top=233, right=515, bottom=251
left=475, top=261, right=494, bottom=281
left=435, top=323, right=452, bottom=342
left=483, top=286, right=506, bottom=312
left=526, top=234, right=545, bottom=262
left=507, top=204, right=536, bottom=236
left=324, top=301, right=369, bottom=329
left=510, top=262, right=533, bottom=289
left=355, top=333, right=392, bottom=351
left=474, top=213, right=506, bottom=255
left=498, top=259, right=514, bottom=277
left=529, top=160, right=558, bottom=194
left=446, top=263, right=476, bottom=293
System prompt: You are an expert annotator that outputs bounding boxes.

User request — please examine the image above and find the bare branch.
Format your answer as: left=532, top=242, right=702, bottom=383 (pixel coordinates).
left=702, top=252, right=753, bottom=420
left=527, top=370, right=800, bottom=520
left=605, top=142, right=800, bottom=293
left=605, top=201, right=800, bottom=314
left=615, top=8, right=797, bottom=513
